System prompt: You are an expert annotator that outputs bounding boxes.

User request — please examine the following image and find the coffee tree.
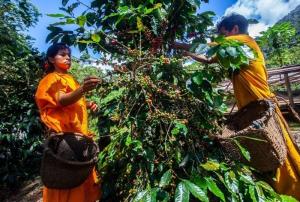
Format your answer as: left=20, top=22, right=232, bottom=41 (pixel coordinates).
left=0, top=0, right=44, bottom=188
left=258, top=22, right=297, bottom=67
left=47, top=0, right=294, bottom=201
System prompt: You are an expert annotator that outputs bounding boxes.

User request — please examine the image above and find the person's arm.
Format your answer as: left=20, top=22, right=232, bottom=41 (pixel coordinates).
left=58, top=76, right=102, bottom=106
left=183, top=51, right=216, bottom=64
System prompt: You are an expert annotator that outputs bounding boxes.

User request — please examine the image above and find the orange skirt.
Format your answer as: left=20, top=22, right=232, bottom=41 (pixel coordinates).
left=43, top=168, right=101, bottom=202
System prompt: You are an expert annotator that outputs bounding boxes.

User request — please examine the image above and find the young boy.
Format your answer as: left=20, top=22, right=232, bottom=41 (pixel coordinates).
left=173, top=13, right=300, bottom=200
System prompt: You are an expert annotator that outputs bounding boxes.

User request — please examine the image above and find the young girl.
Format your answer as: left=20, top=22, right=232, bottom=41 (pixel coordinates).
left=35, top=43, right=101, bottom=202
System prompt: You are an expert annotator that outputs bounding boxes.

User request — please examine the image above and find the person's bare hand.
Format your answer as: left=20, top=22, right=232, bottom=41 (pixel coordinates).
left=87, top=101, right=98, bottom=112
left=81, top=76, right=102, bottom=93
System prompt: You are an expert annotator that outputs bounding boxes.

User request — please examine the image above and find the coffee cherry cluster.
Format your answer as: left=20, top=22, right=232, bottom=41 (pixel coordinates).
left=144, top=27, right=153, bottom=41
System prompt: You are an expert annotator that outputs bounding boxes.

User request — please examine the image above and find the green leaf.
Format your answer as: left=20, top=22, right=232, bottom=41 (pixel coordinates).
left=91, top=33, right=101, bottom=43
left=47, top=13, right=66, bottom=18
left=280, top=195, right=298, bottom=202
left=153, top=3, right=162, bottom=9
left=150, top=188, right=159, bottom=202
left=137, top=16, right=144, bottom=31
left=76, top=15, right=87, bottom=27
left=144, top=192, right=152, bottom=202
left=240, top=45, right=255, bottom=60
left=249, top=186, right=258, bottom=202
left=171, top=121, right=188, bottom=136
left=175, top=182, right=189, bottom=202
left=183, top=180, right=209, bottom=202
left=226, top=47, right=238, bottom=57
left=206, top=45, right=219, bottom=57
left=179, top=154, right=189, bottom=167
left=239, top=172, right=255, bottom=185
left=192, top=72, right=203, bottom=85
left=233, top=139, right=251, bottom=161
left=159, top=169, right=172, bottom=188
left=144, top=8, right=155, bottom=15
left=205, top=177, right=225, bottom=201
left=224, top=171, right=239, bottom=195
left=133, top=190, right=148, bottom=202
left=157, top=190, right=169, bottom=202
left=118, top=6, right=130, bottom=13
left=200, top=160, right=220, bottom=171
left=156, top=72, right=163, bottom=79
left=218, top=49, right=227, bottom=58
left=255, top=185, right=266, bottom=201
left=125, top=134, right=132, bottom=146
left=66, top=18, right=75, bottom=24
left=62, top=0, right=69, bottom=6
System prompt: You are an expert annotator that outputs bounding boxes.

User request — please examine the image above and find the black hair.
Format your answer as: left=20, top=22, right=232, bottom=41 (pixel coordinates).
left=44, top=43, right=71, bottom=73
left=217, top=13, right=249, bottom=34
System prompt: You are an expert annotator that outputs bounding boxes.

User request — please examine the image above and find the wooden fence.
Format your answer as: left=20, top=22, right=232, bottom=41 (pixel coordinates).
left=219, top=64, right=300, bottom=110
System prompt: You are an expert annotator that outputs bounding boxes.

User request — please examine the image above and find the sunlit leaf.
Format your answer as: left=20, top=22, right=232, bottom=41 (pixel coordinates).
left=91, top=33, right=101, bottom=43
left=137, top=16, right=144, bottom=31
left=280, top=195, right=298, bottom=202
left=233, top=139, right=251, bottom=161
left=76, top=15, right=86, bottom=27
left=200, top=160, right=220, bottom=171
left=47, top=13, right=66, bottom=18
left=205, top=177, right=225, bottom=201
left=175, top=182, right=189, bottom=202
left=183, top=180, right=209, bottom=202
left=159, top=169, right=172, bottom=188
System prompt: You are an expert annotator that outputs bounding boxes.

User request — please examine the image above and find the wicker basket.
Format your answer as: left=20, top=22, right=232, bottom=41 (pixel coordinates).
left=219, top=100, right=287, bottom=172
left=41, top=132, right=99, bottom=189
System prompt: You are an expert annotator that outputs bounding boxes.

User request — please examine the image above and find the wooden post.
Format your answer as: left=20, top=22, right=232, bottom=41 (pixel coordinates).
left=284, top=73, right=295, bottom=107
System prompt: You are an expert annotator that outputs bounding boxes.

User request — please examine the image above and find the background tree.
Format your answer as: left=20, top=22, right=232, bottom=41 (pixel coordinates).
left=258, top=22, right=298, bottom=68
left=0, top=0, right=43, bottom=189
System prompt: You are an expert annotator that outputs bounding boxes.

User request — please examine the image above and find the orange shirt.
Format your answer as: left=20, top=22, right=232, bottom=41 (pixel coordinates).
left=225, top=34, right=274, bottom=108
left=35, top=72, right=88, bottom=135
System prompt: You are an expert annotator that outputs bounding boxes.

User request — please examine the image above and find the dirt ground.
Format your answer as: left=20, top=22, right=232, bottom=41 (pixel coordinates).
left=2, top=177, right=42, bottom=202
left=2, top=122, right=300, bottom=202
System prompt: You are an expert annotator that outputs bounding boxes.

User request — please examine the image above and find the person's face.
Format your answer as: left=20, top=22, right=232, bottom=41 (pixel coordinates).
left=219, top=25, right=239, bottom=37
left=49, top=49, right=71, bottom=72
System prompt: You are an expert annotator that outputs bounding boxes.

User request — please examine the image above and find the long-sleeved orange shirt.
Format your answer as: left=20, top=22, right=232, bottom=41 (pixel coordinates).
left=227, top=34, right=300, bottom=200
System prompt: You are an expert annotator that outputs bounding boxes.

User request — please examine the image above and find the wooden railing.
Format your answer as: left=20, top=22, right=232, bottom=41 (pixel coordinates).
left=268, top=65, right=300, bottom=107
left=219, top=64, right=300, bottom=108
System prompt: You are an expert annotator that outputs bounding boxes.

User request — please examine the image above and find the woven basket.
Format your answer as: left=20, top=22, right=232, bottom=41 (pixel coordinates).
left=219, top=100, right=287, bottom=172
left=41, top=132, right=99, bottom=189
